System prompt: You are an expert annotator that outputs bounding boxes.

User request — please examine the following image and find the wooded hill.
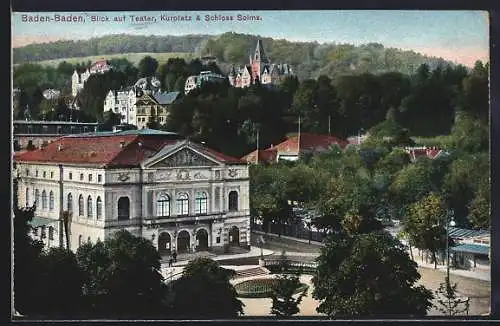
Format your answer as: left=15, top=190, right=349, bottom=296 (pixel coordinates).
left=13, top=33, right=455, bottom=80
left=13, top=34, right=212, bottom=63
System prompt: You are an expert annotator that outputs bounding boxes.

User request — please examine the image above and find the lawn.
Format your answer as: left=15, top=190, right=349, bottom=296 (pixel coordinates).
left=28, top=52, right=195, bottom=67
left=412, top=135, right=453, bottom=148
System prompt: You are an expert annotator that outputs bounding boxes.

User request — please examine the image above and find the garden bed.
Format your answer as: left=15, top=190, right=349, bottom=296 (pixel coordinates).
left=235, top=278, right=309, bottom=298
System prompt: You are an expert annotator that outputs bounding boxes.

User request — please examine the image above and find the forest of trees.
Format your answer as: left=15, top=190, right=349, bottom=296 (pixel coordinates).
left=13, top=50, right=488, bottom=163
left=13, top=34, right=211, bottom=63
left=14, top=32, right=453, bottom=80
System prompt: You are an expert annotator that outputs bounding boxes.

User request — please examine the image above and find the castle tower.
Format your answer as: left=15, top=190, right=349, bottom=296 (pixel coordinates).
left=251, top=39, right=268, bottom=84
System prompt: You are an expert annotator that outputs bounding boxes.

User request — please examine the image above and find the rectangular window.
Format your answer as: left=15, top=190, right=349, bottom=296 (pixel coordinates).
left=50, top=171, right=54, bottom=179
left=88, top=174, right=93, bottom=182
left=69, top=172, right=73, bottom=180
left=98, top=174, right=102, bottom=182
left=26, top=169, right=29, bottom=176
left=214, top=187, right=220, bottom=210
left=35, top=170, right=39, bottom=177
left=216, top=236, right=221, bottom=244
left=43, top=171, right=46, bottom=178
left=80, top=173, right=84, bottom=181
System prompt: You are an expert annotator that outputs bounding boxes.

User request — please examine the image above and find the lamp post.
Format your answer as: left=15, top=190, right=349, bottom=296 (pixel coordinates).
left=446, top=209, right=456, bottom=281
left=358, top=128, right=364, bottom=145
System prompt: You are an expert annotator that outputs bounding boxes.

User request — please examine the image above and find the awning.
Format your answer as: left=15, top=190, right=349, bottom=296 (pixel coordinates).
left=448, top=227, right=489, bottom=239
left=29, top=216, right=59, bottom=228
left=451, top=243, right=489, bottom=256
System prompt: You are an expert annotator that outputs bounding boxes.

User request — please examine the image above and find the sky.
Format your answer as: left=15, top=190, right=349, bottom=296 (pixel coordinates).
left=11, top=10, right=489, bottom=67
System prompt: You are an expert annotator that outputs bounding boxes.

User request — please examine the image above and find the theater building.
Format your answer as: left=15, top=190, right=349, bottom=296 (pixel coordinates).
left=13, top=129, right=251, bottom=255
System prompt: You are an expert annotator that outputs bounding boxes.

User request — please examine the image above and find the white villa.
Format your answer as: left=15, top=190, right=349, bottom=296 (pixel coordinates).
left=72, top=60, right=112, bottom=97
left=13, top=129, right=251, bottom=255
left=103, top=76, right=162, bottom=126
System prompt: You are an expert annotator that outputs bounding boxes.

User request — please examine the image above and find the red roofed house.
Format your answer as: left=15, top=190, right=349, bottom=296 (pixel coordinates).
left=14, top=129, right=250, bottom=255
left=241, top=133, right=348, bottom=164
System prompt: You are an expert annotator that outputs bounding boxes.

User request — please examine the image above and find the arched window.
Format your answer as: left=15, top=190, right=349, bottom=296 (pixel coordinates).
left=67, top=193, right=73, bottom=212
left=87, top=236, right=91, bottom=243
left=35, top=189, right=40, bottom=206
left=48, top=226, right=54, bottom=240
left=96, top=196, right=102, bottom=220
left=229, top=191, right=239, bottom=211
left=87, top=196, right=93, bottom=218
left=195, top=191, right=208, bottom=215
left=176, top=193, right=189, bottom=216
left=41, top=190, right=47, bottom=210
left=41, top=226, right=46, bottom=239
left=156, top=194, right=170, bottom=217
left=78, top=235, right=83, bottom=247
left=78, top=194, right=84, bottom=216
left=25, top=188, right=30, bottom=207
left=49, top=191, right=54, bottom=211
left=118, top=197, right=130, bottom=220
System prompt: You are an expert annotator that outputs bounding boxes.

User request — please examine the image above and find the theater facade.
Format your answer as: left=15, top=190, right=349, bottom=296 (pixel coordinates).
left=13, top=129, right=251, bottom=255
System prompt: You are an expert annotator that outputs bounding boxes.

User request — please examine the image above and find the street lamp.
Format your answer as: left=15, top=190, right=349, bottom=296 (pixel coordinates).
left=358, top=128, right=364, bottom=145
left=446, top=209, right=456, bottom=281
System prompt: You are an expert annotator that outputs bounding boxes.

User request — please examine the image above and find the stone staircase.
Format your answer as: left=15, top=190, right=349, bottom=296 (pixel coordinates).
left=234, top=266, right=270, bottom=279
left=226, top=245, right=251, bottom=255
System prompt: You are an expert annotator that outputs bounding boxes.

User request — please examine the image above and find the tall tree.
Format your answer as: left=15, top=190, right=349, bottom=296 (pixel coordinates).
left=313, top=232, right=433, bottom=317
left=13, top=206, right=45, bottom=316
left=170, top=258, right=244, bottom=318
left=76, top=230, right=167, bottom=317
left=138, top=55, right=159, bottom=78
left=270, top=252, right=307, bottom=317
left=433, top=277, right=470, bottom=316
left=37, top=248, right=84, bottom=316
left=404, top=193, right=449, bottom=269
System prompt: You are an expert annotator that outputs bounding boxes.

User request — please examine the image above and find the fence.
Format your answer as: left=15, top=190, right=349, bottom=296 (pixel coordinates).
left=252, top=221, right=327, bottom=243
left=262, top=259, right=318, bottom=274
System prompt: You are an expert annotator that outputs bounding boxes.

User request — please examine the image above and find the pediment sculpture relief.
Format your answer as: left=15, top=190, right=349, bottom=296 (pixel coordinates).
left=153, top=148, right=217, bottom=168
left=176, top=169, right=191, bottom=180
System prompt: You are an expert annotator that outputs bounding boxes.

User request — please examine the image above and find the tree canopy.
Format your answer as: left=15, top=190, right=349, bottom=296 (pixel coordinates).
left=169, top=258, right=244, bottom=318
left=313, top=232, right=433, bottom=317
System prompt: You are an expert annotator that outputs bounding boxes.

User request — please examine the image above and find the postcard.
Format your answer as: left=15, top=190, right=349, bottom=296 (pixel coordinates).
left=11, top=10, right=491, bottom=320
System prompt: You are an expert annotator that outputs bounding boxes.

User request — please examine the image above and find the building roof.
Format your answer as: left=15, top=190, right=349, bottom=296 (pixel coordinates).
left=273, top=133, right=348, bottom=153
left=241, top=148, right=277, bottom=164
left=451, top=243, right=489, bottom=255
left=14, top=130, right=244, bottom=168
left=405, top=147, right=447, bottom=161
left=449, top=227, right=489, bottom=239
left=153, top=92, right=181, bottom=105
left=240, top=133, right=348, bottom=164
left=90, top=60, right=111, bottom=70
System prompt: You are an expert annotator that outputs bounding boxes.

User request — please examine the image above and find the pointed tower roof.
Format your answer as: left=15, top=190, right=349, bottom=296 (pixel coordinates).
left=254, top=39, right=269, bottom=63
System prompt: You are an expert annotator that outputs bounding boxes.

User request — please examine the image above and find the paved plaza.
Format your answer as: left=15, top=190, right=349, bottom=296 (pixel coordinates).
left=160, top=244, right=491, bottom=317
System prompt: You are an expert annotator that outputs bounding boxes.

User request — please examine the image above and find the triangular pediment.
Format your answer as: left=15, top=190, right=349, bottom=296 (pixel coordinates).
left=148, top=147, right=220, bottom=168
left=136, top=93, right=158, bottom=105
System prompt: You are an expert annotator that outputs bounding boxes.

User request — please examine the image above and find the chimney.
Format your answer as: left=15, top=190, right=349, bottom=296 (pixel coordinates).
left=58, top=144, right=63, bottom=151
left=120, top=141, right=125, bottom=148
